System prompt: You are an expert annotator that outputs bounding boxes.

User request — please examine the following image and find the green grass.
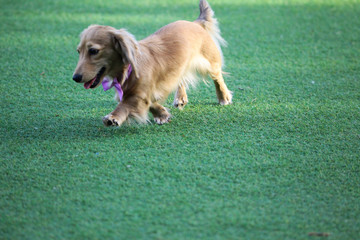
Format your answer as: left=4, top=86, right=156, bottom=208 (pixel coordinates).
left=1, top=0, right=359, bottom=239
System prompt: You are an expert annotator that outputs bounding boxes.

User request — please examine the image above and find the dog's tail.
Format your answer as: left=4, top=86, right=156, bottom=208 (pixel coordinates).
left=195, top=0, right=227, bottom=64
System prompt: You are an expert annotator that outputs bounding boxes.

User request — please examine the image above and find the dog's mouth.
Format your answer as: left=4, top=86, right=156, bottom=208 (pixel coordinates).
left=84, top=67, right=106, bottom=89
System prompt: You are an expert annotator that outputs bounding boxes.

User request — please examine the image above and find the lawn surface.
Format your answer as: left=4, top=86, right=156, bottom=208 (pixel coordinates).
left=1, top=0, right=359, bottom=239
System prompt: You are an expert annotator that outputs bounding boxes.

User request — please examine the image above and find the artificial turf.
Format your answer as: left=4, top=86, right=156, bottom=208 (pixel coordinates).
left=0, top=0, right=359, bottom=239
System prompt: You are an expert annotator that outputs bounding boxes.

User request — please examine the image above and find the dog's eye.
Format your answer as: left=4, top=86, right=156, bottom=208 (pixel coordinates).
left=89, top=48, right=99, bottom=55
left=77, top=49, right=80, bottom=54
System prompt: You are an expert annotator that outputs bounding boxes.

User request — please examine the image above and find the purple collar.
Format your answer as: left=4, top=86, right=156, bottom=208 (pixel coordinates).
left=102, top=65, right=132, bottom=101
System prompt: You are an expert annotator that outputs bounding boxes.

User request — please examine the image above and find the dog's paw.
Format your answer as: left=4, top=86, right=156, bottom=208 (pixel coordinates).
left=154, top=115, right=171, bottom=125
left=173, top=96, right=188, bottom=110
left=219, top=91, right=233, bottom=106
left=102, top=114, right=121, bottom=127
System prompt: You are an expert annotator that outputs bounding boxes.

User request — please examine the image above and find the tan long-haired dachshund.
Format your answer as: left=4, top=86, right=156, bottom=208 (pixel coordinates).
left=73, top=0, right=232, bottom=126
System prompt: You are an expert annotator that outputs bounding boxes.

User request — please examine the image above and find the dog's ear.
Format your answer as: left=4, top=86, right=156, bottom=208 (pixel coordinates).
left=111, top=29, right=140, bottom=78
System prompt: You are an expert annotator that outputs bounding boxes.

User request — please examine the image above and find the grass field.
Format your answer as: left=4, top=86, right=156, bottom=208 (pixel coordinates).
left=1, top=0, right=360, bottom=239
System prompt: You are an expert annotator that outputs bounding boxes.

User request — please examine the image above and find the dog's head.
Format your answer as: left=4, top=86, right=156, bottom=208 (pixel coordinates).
left=72, top=25, right=139, bottom=89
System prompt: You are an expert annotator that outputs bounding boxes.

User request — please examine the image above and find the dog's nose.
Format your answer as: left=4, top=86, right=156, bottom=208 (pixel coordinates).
left=72, top=74, right=83, bottom=83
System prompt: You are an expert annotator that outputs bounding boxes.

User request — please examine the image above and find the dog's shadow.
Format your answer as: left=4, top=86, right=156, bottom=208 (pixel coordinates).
left=11, top=114, right=146, bottom=142
left=8, top=99, right=233, bottom=143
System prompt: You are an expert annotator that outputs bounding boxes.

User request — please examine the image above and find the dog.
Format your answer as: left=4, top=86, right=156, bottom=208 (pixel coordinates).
left=72, top=0, right=232, bottom=126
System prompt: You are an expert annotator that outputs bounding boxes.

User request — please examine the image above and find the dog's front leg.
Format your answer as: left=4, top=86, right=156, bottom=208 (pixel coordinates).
left=150, top=102, right=171, bottom=125
left=102, top=103, right=130, bottom=127
left=103, top=95, right=150, bottom=127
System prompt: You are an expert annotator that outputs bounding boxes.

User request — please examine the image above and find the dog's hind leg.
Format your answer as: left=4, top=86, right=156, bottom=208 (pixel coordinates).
left=150, top=102, right=171, bottom=125
left=209, top=63, right=232, bottom=105
left=173, top=85, right=188, bottom=110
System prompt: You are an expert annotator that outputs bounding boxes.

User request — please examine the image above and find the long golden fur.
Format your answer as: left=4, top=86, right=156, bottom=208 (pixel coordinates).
left=73, top=0, right=232, bottom=126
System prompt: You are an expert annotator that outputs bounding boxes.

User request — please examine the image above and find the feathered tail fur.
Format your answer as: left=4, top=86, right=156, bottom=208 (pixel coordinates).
left=195, top=0, right=227, bottom=65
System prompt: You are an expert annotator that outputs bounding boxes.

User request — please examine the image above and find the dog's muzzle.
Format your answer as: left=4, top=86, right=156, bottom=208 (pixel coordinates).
left=73, top=67, right=106, bottom=89
left=72, top=73, right=82, bottom=83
